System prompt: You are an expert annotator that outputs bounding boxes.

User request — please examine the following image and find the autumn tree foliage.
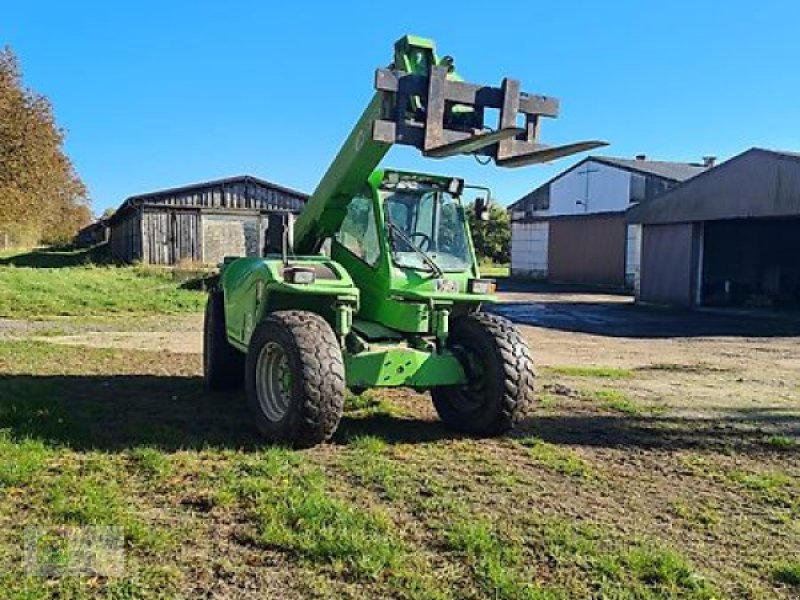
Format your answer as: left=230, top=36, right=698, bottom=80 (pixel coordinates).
left=0, top=46, right=90, bottom=247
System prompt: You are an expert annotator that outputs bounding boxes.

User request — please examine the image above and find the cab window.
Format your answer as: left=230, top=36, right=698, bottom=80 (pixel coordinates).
left=335, top=192, right=380, bottom=266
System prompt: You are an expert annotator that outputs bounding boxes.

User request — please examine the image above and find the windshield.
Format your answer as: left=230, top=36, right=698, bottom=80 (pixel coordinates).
left=382, top=187, right=471, bottom=272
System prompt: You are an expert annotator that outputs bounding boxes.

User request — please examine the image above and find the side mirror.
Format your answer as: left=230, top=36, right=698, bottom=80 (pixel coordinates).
left=474, top=197, right=490, bottom=221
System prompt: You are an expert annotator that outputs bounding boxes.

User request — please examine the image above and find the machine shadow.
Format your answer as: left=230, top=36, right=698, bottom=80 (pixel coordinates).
left=513, top=410, right=800, bottom=453
left=0, top=373, right=262, bottom=451
left=0, top=245, right=110, bottom=268
left=334, top=413, right=459, bottom=445
left=1, top=373, right=796, bottom=454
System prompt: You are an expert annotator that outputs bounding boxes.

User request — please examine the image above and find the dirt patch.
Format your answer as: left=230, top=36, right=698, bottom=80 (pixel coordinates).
left=35, top=331, right=203, bottom=354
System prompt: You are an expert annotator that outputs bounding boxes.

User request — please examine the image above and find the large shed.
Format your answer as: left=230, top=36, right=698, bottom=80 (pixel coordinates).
left=109, top=176, right=307, bottom=265
left=509, top=155, right=707, bottom=288
left=630, top=148, right=800, bottom=308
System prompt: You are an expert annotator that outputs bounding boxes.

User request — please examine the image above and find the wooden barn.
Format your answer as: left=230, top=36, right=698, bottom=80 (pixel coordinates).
left=109, top=176, right=308, bottom=265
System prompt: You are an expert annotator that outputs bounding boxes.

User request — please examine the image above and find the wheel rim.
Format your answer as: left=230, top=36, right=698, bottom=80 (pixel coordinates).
left=255, top=341, right=292, bottom=422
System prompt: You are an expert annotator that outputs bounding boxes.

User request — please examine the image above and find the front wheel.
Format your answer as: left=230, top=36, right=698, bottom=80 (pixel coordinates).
left=432, top=312, right=534, bottom=435
left=203, top=290, right=244, bottom=391
left=245, top=310, right=345, bottom=448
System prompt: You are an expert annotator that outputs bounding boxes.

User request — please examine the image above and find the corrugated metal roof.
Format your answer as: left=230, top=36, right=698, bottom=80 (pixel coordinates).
left=110, top=175, right=308, bottom=224
left=592, top=156, right=707, bottom=182
left=125, top=175, right=308, bottom=203
left=630, top=147, right=800, bottom=225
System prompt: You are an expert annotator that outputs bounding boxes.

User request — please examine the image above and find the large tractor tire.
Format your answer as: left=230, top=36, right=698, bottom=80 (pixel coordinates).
left=432, top=312, right=534, bottom=435
left=203, top=290, right=245, bottom=390
left=245, top=310, right=345, bottom=448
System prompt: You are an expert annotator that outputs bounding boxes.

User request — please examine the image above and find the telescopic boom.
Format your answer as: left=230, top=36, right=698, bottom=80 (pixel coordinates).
left=292, top=35, right=606, bottom=254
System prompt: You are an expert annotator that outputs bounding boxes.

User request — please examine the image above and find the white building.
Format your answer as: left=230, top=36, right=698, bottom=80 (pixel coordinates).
left=509, top=155, right=710, bottom=287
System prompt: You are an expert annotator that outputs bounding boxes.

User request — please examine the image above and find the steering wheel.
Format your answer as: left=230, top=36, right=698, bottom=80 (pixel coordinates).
left=410, top=232, right=432, bottom=251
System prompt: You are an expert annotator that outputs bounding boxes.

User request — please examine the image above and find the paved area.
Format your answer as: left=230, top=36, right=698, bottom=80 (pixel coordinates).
left=491, top=284, right=800, bottom=338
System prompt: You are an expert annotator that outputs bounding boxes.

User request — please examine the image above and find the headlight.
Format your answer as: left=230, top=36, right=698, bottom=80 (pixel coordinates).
left=468, top=278, right=496, bottom=295
left=284, top=266, right=316, bottom=284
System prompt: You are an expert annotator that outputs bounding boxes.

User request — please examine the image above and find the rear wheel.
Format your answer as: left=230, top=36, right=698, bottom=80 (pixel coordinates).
left=203, top=290, right=244, bottom=390
left=432, top=312, right=534, bottom=435
left=245, top=310, right=345, bottom=448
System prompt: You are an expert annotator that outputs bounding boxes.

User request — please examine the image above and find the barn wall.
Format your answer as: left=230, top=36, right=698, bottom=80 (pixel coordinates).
left=547, top=214, right=627, bottom=286
left=548, top=161, right=632, bottom=217
left=110, top=213, right=142, bottom=262
left=639, top=223, right=701, bottom=306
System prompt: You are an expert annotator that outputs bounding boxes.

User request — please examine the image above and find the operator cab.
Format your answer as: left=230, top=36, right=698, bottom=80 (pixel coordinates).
left=380, top=172, right=471, bottom=274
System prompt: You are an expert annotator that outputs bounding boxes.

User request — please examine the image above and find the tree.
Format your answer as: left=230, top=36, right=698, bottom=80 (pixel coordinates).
left=467, top=199, right=511, bottom=265
left=0, top=46, right=89, bottom=246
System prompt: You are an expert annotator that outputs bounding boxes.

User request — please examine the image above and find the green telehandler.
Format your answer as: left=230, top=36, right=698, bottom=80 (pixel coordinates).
left=204, top=35, right=605, bottom=447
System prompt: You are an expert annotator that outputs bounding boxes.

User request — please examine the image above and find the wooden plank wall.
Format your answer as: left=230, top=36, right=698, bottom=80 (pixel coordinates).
left=110, top=213, right=142, bottom=262
left=141, top=209, right=201, bottom=265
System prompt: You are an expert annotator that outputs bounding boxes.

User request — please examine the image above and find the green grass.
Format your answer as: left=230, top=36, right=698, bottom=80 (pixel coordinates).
left=621, top=546, right=716, bottom=597
left=342, top=435, right=410, bottom=500
left=681, top=454, right=797, bottom=511
left=727, top=468, right=792, bottom=494
left=533, top=518, right=717, bottom=598
left=589, top=389, right=642, bottom=415
left=0, top=249, right=205, bottom=317
left=1, top=307, right=796, bottom=598
left=478, top=263, right=510, bottom=278
left=0, top=433, right=51, bottom=486
left=670, top=499, right=721, bottom=528
left=764, top=434, right=795, bottom=449
left=446, top=517, right=559, bottom=599
left=518, top=437, right=595, bottom=479
left=545, top=365, right=634, bottom=379
left=343, top=390, right=396, bottom=419
left=251, top=468, right=403, bottom=578
left=224, top=448, right=445, bottom=595
left=773, top=560, right=800, bottom=586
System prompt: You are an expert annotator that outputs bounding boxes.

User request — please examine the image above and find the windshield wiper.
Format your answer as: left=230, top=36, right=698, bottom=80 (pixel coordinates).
left=387, top=221, right=444, bottom=278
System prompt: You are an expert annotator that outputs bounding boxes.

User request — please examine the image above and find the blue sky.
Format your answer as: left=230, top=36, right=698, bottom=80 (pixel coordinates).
left=3, top=1, right=800, bottom=213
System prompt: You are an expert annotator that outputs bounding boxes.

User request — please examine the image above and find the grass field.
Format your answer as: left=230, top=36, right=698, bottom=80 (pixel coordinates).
left=0, top=248, right=206, bottom=317
left=478, top=263, right=510, bottom=278
left=0, top=250, right=798, bottom=599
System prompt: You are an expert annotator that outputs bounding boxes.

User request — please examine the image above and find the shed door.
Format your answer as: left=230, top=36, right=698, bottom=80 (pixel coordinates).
left=170, top=211, right=201, bottom=265
left=639, top=223, right=699, bottom=307
left=547, top=214, right=626, bottom=286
